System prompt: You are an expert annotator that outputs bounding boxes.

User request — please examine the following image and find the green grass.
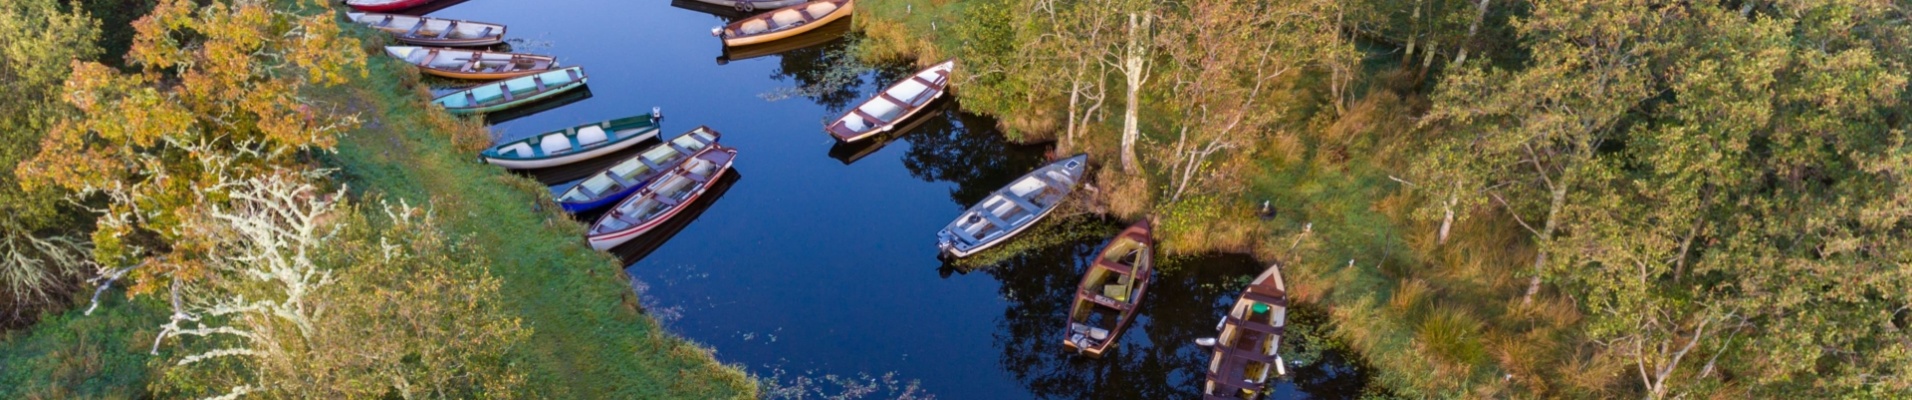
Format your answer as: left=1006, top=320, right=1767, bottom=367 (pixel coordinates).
left=314, top=30, right=756, bottom=398
left=0, top=13, right=755, bottom=399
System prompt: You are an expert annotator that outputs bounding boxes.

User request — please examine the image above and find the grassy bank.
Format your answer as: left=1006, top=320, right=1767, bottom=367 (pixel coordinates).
left=1, top=5, right=755, bottom=398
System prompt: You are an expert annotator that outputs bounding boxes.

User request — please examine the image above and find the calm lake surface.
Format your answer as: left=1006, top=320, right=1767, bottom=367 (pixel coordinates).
left=419, top=0, right=1371, bottom=397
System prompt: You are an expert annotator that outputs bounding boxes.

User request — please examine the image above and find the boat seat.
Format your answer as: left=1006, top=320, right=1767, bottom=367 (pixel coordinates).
left=739, top=19, right=770, bottom=35
left=540, top=134, right=571, bottom=155
left=576, top=177, right=615, bottom=197
left=1070, top=323, right=1110, bottom=340
left=1103, top=284, right=1129, bottom=302
left=436, top=21, right=459, bottom=39
left=610, top=159, right=645, bottom=177
left=806, top=2, right=838, bottom=16
left=771, top=10, right=804, bottom=26
left=575, top=125, right=609, bottom=147
left=495, top=142, right=533, bottom=158
left=476, top=27, right=494, bottom=39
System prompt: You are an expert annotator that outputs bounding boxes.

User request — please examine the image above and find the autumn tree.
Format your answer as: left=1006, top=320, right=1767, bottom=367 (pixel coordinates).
left=18, top=0, right=365, bottom=299
left=0, top=0, right=103, bottom=325
left=149, top=173, right=527, bottom=398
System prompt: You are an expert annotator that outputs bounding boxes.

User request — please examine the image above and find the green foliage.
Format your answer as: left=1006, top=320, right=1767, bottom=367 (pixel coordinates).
left=317, top=42, right=755, bottom=397
left=0, top=0, right=104, bottom=325
left=22, top=0, right=366, bottom=296
left=151, top=189, right=530, bottom=398
left=0, top=292, right=166, bottom=399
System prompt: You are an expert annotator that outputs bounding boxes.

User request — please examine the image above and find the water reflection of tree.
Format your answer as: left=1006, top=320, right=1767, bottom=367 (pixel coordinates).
left=896, top=106, right=1048, bottom=207
left=764, top=36, right=900, bottom=113
left=980, top=235, right=1373, bottom=399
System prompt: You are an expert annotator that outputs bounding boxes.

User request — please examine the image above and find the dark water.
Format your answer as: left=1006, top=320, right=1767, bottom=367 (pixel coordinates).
left=414, top=0, right=1371, bottom=398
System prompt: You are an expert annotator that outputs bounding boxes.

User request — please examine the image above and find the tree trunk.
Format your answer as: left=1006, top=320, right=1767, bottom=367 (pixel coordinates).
left=1453, top=0, right=1491, bottom=66
left=1522, top=179, right=1567, bottom=306
left=1119, top=13, right=1151, bottom=173
left=1438, top=180, right=1458, bottom=245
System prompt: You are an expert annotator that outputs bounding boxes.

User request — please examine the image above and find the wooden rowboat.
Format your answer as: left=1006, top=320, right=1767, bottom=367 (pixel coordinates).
left=385, top=46, right=558, bottom=80
left=827, top=59, right=953, bottom=142
left=712, top=0, right=855, bottom=47
left=344, top=0, right=435, bottom=12
left=348, top=13, right=505, bottom=47
left=935, top=154, right=1088, bottom=258
left=588, top=145, right=739, bottom=250
left=717, top=17, right=852, bottom=65
left=686, top=0, right=808, bottom=13
left=1062, top=220, right=1154, bottom=357
left=1202, top=264, right=1289, bottom=400
left=556, top=126, right=723, bottom=213
left=480, top=111, right=661, bottom=170
left=433, top=67, right=588, bottom=115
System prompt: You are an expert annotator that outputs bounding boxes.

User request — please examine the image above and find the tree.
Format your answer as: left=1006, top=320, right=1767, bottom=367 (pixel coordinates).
left=0, top=0, right=103, bottom=325
left=150, top=173, right=528, bottom=398
left=1152, top=0, right=1353, bottom=202
left=1418, top=0, right=1662, bottom=306
left=19, top=0, right=364, bottom=298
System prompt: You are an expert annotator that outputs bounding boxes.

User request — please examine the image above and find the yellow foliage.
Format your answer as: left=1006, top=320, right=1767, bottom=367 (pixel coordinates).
left=19, top=0, right=366, bottom=294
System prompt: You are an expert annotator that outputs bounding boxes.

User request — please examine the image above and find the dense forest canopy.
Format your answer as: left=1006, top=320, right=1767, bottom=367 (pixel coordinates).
left=859, top=0, right=1912, bottom=396
left=0, top=0, right=1906, bottom=398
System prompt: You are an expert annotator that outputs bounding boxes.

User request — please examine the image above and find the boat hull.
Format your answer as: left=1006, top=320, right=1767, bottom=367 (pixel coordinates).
left=936, top=154, right=1089, bottom=258
left=435, top=68, right=589, bottom=115
left=345, top=0, right=435, bottom=12
left=481, top=127, right=642, bottom=169
left=385, top=46, right=559, bottom=80
left=829, top=59, right=954, bottom=143
left=721, top=0, right=856, bottom=47
left=941, top=200, right=1059, bottom=258
left=587, top=160, right=734, bottom=250
left=443, top=80, right=584, bottom=114
left=834, top=87, right=941, bottom=143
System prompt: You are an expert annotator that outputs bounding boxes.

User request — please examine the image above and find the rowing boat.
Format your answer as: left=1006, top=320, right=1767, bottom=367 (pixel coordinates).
left=1063, top=220, right=1153, bottom=357
left=479, top=110, right=659, bottom=169
left=348, top=13, right=505, bottom=47
left=556, top=126, right=722, bottom=213
left=717, top=16, right=852, bottom=64
left=344, top=0, right=434, bottom=12
left=712, top=0, right=854, bottom=47
left=385, top=46, right=558, bottom=80
left=433, top=66, right=588, bottom=115
left=827, top=59, right=953, bottom=142
left=587, top=145, right=739, bottom=250
left=935, top=154, right=1088, bottom=258
left=1201, top=264, right=1289, bottom=400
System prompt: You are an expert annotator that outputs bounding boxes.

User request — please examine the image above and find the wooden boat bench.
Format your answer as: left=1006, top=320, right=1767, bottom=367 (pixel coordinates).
left=436, top=21, right=460, bottom=39
left=1223, top=315, right=1284, bottom=336
left=404, top=19, right=428, bottom=37
left=999, top=191, right=1043, bottom=214
left=1240, top=289, right=1286, bottom=307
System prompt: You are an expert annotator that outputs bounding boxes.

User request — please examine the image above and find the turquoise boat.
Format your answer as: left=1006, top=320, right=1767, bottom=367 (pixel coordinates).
left=434, top=66, right=588, bottom=115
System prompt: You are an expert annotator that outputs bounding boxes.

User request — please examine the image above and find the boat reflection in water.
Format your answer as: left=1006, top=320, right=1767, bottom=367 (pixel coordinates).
left=717, top=17, right=853, bottom=65
left=599, top=171, right=742, bottom=264
left=483, top=85, right=594, bottom=125
left=827, top=98, right=950, bottom=165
